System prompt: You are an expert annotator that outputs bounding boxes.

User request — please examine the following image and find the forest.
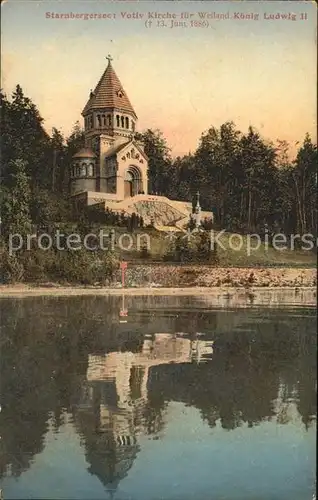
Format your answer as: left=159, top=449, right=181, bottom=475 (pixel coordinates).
left=0, top=85, right=317, bottom=283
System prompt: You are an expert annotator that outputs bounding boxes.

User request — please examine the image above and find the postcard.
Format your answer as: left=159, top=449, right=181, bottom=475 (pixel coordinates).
left=0, top=1, right=316, bottom=499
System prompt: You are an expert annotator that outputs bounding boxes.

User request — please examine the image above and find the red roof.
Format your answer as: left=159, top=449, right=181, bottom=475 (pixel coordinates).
left=82, top=60, right=137, bottom=118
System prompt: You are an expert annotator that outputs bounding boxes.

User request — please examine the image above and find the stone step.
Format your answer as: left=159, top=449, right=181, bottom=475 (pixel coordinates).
left=92, top=194, right=213, bottom=229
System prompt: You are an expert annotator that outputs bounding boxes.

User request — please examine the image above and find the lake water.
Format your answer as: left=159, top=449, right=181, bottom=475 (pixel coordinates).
left=0, top=296, right=316, bottom=500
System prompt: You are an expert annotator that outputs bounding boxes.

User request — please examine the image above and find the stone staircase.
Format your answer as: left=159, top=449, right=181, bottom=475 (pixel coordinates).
left=96, top=194, right=194, bottom=230
left=90, top=193, right=213, bottom=231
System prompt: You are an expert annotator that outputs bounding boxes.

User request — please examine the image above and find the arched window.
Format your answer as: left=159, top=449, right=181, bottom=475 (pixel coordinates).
left=97, top=114, right=102, bottom=127
left=102, top=114, right=106, bottom=126
left=125, top=117, right=129, bottom=129
left=76, top=164, right=81, bottom=177
left=121, top=116, right=125, bottom=128
left=131, top=121, right=135, bottom=132
left=116, top=115, right=120, bottom=127
left=88, top=163, right=94, bottom=176
left=107, top=114, right=112, bottom=126
left=81, top=163, right=87, bottom=177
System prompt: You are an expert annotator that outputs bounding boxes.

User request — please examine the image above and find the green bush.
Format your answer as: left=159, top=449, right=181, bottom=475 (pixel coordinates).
left=49, top=248, right=118, bottom=285
left=0, top=249, right=25, bottom=283
left=19, top=247, right=59, bottom=282
left=0, top=243, right=118, bottom=286
left=164, top=230, right=218, bottom=264
left=139, top=241, right=151, bottom=259
left=197, top=231, right=219, bottom=264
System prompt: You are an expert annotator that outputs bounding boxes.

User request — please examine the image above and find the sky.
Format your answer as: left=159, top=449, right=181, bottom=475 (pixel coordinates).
left=1, top=0, right=317, bottom=156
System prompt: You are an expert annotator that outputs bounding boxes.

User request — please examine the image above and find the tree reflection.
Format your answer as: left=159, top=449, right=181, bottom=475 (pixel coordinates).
left=0, top=297, right=316, bottom=492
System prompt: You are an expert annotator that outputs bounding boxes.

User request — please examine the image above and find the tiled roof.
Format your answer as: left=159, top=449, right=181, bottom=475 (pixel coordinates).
left=104, top=141, right=131, bottom=159
left=82, top=61, right=137, bottom=118
left=72, top=148, right=96, bottom=159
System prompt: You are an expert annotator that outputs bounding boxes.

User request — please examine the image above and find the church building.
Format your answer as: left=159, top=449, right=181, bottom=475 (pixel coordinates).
left=70, top=56, right=210, bottom=229
left=71, top=55, right=148, bottom=201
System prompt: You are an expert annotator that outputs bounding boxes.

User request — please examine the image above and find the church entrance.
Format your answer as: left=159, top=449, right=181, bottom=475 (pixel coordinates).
left=124, top=179, right=133, bottom=198
left=124, top=166, right=142, bottom=198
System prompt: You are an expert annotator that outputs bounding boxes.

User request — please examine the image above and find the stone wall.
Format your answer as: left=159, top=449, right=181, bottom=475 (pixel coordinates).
left=117, top=265, right=317, bottom=288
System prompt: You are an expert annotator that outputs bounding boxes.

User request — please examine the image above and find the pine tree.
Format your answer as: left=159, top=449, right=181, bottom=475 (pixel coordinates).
left=7, top=85, right=51, bottom=188
left=238, top=127, right=277, bottom=232
left=50, top=127, right=66, bottom=192
left=1, top=159, right=32, bottom=237
left=292, top=134, right=317, bottom=235
left=135, top=129, right=172, bottom=195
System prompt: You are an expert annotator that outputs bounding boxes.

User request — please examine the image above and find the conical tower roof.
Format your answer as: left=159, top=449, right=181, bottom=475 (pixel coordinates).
left=82, top=57, right=137, bottom=118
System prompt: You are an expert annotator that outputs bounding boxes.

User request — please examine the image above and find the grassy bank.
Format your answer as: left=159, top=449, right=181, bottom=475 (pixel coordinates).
left=0, top=226, right=316, bottom=286
left=114, top=228, right=316, bottom=268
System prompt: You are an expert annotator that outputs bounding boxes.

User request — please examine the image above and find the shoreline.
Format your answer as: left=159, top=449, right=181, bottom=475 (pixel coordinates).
left=0, top=284, right=316, bottom=304
left=1, top=266, right=316, bottom=304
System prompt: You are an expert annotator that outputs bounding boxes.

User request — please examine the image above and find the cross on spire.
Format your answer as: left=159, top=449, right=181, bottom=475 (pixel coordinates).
left=106, top=54, right=113, bottom=64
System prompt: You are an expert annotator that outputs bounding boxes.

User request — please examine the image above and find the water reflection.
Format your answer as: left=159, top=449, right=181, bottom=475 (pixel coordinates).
left=0, top=296, right=316, bottom=498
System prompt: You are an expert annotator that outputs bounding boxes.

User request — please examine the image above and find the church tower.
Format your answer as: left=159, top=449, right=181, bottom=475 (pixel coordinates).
left=71, top=56, right=148, bottom=198
left=82, top=55, right=137, bottom=150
